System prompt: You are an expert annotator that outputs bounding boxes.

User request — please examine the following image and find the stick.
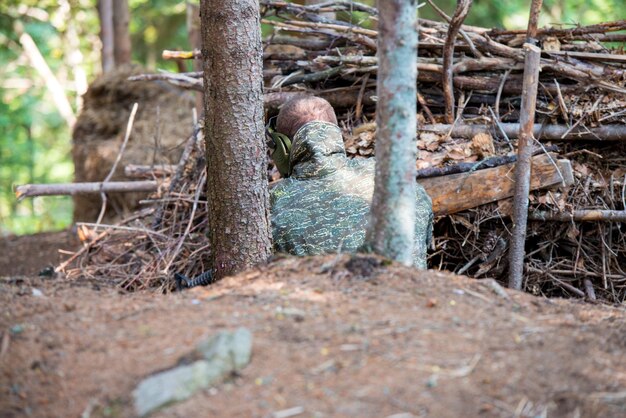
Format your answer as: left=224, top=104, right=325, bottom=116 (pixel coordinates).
left=419, top=123, right=626, bottom=141
left=528, top=210, right=626, bottom=222
left=508, top=43, right=542, bottom=290
left=525, top=0, right=543, bottom=44
left=583, top=279, right=597, bottom=301
left=96, top=103, right=138, bottom=226
left=443, top=0, right=473, bottom=124
left=124, top=164, right=177, bottom=179
left=415, top=145, right=558, bottom=179
left=162, top=49, right=201, bottom=60
left=15, top=181, right=158, bottom=199
left=152, top=125, right=202, bottom=231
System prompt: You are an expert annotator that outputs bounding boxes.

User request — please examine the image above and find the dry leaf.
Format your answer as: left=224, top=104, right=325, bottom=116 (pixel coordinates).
left=470, top=132, right=495, bottom=158
left=497, top=198, right=513, bottom=217
left=543, top=36, right=561, bottom=52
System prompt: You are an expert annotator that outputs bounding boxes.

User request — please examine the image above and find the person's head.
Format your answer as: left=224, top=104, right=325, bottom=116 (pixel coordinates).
left=276, top=96, right=338, bottom=139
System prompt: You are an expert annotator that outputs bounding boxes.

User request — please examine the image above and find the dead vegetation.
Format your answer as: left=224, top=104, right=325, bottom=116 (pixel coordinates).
left=59, top=1, right=626, bottom=303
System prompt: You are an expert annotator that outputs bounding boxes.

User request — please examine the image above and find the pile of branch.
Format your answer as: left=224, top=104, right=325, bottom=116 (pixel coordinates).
left=58, top=127, right=210, bottom=291
left=154, top=0, right=626, bottom=134
left=55, top=1, right=626, bottom=300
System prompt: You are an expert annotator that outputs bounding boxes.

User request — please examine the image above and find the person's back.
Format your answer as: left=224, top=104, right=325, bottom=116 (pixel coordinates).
left=270, top=97, right=432, bottom=268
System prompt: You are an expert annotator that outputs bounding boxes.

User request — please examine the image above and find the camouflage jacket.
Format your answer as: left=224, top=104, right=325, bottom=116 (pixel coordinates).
left=270, top=121, right=433, bottom=269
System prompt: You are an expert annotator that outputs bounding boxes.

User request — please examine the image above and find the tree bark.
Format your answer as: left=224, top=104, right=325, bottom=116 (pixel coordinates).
left=508, top=43, right=542, bottom=290
left=112, top=0, right=132, bottom=65
left=98, top=0, right=115, bottom=72
left=363, top=0, right=418, bottom=266
left=201, top=0, right=272, bottom=279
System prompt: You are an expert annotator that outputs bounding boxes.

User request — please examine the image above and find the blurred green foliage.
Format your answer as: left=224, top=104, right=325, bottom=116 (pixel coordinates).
left=0, top=0, right=193, bottom=236
left=0, top=0, right=624, bottom=236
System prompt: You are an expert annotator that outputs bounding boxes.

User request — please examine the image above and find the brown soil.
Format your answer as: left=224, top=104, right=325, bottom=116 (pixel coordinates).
left=1, top=232, right=625, bottom=418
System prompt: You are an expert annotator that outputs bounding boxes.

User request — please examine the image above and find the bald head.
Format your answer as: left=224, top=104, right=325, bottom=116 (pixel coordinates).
left=276, top=96, right=338, bottom=139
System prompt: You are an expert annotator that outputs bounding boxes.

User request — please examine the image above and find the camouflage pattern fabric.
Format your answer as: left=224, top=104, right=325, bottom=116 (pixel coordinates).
left=270, top=121, right=433, bottom=269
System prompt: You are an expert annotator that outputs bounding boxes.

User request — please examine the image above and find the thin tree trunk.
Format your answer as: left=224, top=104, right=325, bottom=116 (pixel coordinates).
left=508, top=43, right=542, bottom=290
left=201, top=0, right=272, bottom=279
left=363, top=0, right=418, bottom=266
left=98, top=0, right=115, bottom=72
left=113, top=0, right=132, bottom=65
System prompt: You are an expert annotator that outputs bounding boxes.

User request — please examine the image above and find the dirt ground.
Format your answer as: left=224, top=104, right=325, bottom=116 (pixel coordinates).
left=1, top=232, right=625, bottom=418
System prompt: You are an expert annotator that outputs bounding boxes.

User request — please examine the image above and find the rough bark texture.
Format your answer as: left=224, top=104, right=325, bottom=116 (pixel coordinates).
left=112, top=0, right=132, bottom=65
left=363, top=0, right=418, bottom=266
left=98, top=0, right=115, bottom=72
left=201, top=0, right=272, bottom=279
left=508, top=43, right=542, bottom=290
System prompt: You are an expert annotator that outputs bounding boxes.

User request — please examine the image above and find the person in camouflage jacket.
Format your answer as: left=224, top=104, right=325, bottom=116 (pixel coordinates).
left=176, top=96, right=433, bottom=289
left=270, top=96, right=433, bottom=269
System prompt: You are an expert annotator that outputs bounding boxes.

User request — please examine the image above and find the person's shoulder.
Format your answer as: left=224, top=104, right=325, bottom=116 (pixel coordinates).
left=270, top=179, right=293, bottom=199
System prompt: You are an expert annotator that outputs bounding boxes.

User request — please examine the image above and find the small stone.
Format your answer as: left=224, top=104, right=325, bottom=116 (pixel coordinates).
left=133, top=360, right=216, bottom=417
left=426, top=374, right=438, bottom=388
left=10, top=324, right=24, bottom=335
left=133, top=328, right=252, bottom=416
left=196, top=327, right=253, bottom=370
left=277, top=307, right=306, bottom=322
left=31, top=288, right=44, bottom=297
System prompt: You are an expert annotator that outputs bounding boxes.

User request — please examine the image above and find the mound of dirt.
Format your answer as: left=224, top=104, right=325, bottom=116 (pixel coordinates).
left=72, top=65, right=195, bottom=222
left=1, top=243, right=625, bottom=418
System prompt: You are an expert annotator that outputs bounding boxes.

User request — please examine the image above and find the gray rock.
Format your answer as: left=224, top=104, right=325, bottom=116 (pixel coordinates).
left=196, top=327, right=252, bottom=370
left=133, top=327, right=252, bottom=416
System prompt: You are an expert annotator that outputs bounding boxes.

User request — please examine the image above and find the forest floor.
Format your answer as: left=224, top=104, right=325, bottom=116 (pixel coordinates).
left=1, top=231, right=625, bottom=418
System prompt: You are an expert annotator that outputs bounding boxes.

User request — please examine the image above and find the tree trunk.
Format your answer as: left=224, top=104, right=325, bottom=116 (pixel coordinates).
left=98, top=0, right=115, bottom=72
left=363, top=0, right=418, bottom=266
left=186, top=1, right=204, bottom=115
left=201, top=0, right=272, bottom=279
left=112, top=0, right=132, bottom=65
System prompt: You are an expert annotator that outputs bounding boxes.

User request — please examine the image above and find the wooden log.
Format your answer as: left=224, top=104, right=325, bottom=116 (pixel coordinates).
left=420, top=123, right=626, bottom=141
left=15, top=181, right=159, bottom=199
left=417, top=154, right=573, bottom=216
left=528, top=210, right=626, bottom=222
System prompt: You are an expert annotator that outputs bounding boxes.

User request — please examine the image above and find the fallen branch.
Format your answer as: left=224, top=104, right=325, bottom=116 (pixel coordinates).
left=15, top=181, right=159, bottom=199
left=124, top=164, right=177, bottom=179
left=528, top=210, right=626, bottom=222
left=443, top=0, right=473, bottom=123
left=415, top=145, right=558, bottom=179
left=419, top=123, right=626, bottom=141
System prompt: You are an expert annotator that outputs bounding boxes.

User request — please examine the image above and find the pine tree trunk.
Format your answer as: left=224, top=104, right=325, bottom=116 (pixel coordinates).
left=363, top=0, right=418, bottom=266
left=200, top=0, right=272, bottom=279
left=112, top=0, right=131, bottom=65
